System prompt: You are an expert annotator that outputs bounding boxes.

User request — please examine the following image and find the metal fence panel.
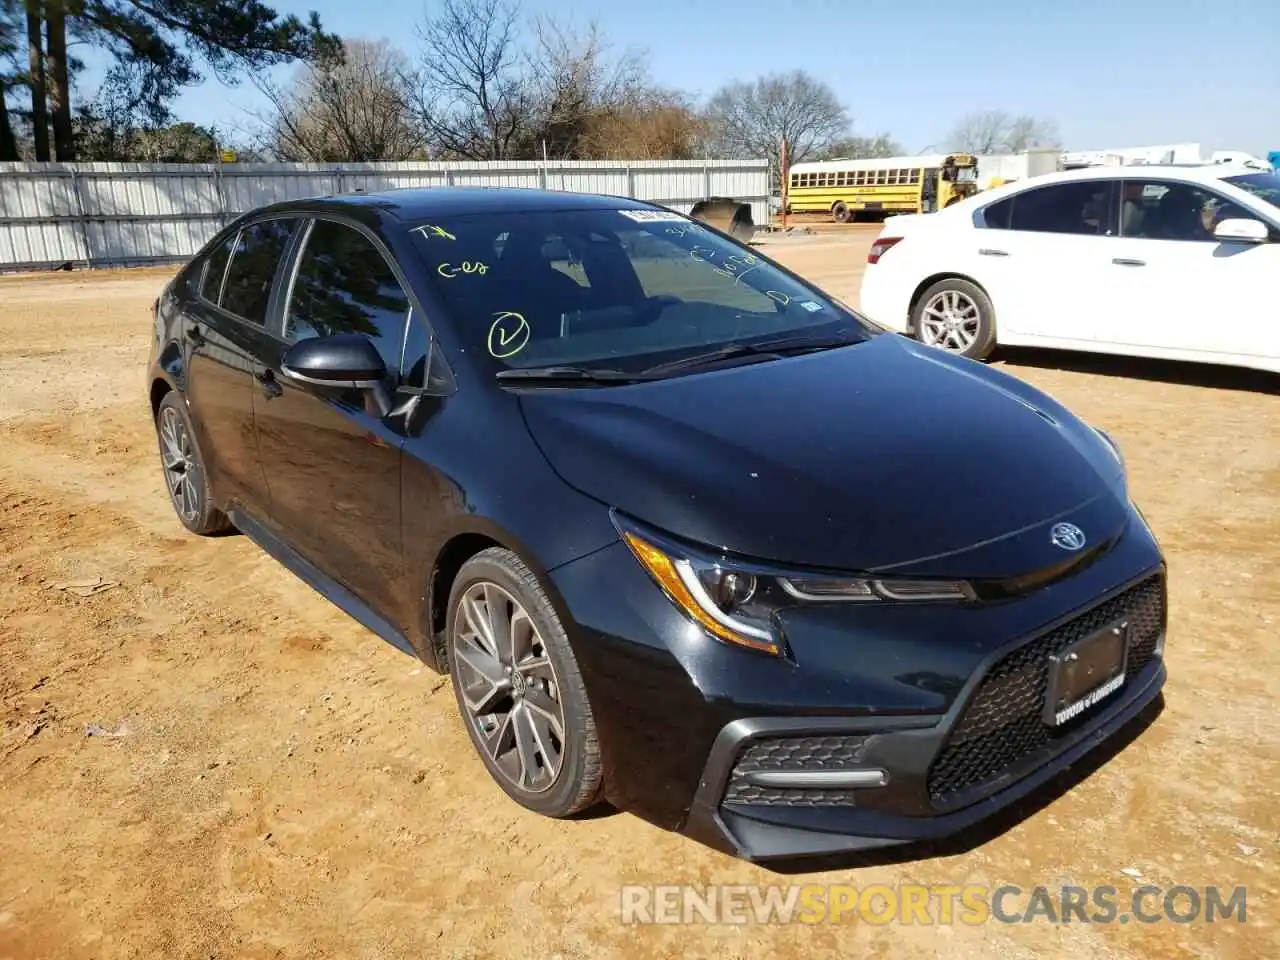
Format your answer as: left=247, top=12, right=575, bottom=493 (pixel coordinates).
left=0, top=159, right=769, bottom=272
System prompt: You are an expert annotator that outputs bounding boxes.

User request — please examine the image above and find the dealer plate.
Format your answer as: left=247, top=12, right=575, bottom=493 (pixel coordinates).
left=1043, top=620, right=1129, bottom=727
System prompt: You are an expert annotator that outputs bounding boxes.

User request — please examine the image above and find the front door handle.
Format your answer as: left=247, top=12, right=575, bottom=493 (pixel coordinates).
left=978, top=248, right=1009, bottom=257
left=1112, top=258, right=1146, bottom=267
left=256, top=368, right=283, bottom=399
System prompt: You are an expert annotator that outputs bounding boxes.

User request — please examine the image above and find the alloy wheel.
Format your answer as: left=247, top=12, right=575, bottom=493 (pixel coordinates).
left=452, top=581, right=566, bottom=794
left=920, top=290, right=981, bottom=352
left=159, top=406, right=201, bottom=524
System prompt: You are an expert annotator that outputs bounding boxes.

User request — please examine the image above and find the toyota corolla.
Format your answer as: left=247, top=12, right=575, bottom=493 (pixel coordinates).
left=147, top=187, right=1167, bottom=863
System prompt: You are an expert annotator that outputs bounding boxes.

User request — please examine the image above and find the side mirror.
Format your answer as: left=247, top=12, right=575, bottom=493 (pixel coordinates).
left=282, top=333, right=386, bottom=387
left=1213, top=218, right=1269, bottom=243
left=281, top=333, right=392, bottom=416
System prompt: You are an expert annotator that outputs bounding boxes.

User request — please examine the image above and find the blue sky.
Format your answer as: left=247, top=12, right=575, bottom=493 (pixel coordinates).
left=87, top=0, right=1280, bottom=156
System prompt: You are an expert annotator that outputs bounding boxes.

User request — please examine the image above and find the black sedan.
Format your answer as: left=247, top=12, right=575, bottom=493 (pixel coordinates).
left=147, top=186, right=1167, bottom=864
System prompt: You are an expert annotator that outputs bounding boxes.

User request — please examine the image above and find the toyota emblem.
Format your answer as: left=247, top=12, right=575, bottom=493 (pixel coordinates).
left=1050, top=522, right=1086, bottom=551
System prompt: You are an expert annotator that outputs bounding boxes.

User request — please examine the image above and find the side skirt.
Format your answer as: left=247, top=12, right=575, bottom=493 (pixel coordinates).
left=228, top=508, right=420, bottom=660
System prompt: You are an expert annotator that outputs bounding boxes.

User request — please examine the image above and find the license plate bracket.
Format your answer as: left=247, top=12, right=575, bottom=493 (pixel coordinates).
left=1043, top=620, right=1129, bottom=727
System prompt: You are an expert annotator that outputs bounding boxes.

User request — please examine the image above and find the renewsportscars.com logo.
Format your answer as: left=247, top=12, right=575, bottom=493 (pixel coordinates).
left=619, top=883, right=1249, bottom=926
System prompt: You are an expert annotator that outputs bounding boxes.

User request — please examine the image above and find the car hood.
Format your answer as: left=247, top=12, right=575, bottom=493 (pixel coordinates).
left=518, top=334, right=1129, bottom=577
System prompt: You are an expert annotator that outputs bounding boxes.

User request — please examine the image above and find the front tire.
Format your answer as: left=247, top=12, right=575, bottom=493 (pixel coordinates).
left=832, top=201, right=852, bottom=223
left=911, top=278, right=997, bottom=360
left=446, top=547, right=603, bottom=818
left=155, top=393, right=232, bottom=535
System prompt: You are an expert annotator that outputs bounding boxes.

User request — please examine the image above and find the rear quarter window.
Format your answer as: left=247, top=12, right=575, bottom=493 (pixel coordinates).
left=199, top=230, right=238, bottom=302
left=980, top=196, right=1013, bottom=229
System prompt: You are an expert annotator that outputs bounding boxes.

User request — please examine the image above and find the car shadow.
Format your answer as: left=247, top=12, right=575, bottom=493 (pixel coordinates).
left=758, top=694, right=1166, bottom=876
left=992, top=347, right=1279, bottom=395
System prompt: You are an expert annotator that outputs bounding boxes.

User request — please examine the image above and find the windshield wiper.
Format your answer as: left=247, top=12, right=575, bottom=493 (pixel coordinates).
left=495, top=365, right=644, bottom=385
left=639, top=333, right=860, bottom=377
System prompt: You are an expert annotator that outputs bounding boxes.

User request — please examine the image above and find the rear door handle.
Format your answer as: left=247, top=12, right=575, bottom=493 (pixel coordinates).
left=1112, top=258, right=1146, bottom=267
left=255, top=368, right=283, bottom=399
left=978, top=248, right=1009, bottom=257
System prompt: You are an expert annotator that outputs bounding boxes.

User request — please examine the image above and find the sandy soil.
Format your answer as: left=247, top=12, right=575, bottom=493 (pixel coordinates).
left=1, top=243, right=1278, bottom=959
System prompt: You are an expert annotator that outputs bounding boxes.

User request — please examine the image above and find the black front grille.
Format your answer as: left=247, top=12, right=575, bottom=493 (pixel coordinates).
left=927, top=574, right=1165, bottom=805
left=724, top=735, right=869, bottom=806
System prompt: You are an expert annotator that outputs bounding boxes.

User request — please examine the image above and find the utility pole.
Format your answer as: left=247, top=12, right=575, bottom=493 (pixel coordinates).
left=780, top=137, right=789, bottom=230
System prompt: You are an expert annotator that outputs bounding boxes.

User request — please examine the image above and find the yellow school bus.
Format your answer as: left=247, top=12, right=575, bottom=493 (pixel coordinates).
left=785, top=153, right=980, bottom=221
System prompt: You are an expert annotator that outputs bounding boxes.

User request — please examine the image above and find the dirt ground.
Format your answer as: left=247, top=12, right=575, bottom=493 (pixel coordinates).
left=1, top=236, right=1278, bottom=960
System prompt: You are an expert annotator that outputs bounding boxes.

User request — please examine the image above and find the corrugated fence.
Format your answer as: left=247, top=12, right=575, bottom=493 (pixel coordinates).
left=0, top=159, right=770, bottom=273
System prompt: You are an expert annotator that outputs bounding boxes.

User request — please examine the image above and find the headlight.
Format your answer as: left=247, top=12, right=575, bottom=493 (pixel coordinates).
left=618, top=524, right=973, bottom=657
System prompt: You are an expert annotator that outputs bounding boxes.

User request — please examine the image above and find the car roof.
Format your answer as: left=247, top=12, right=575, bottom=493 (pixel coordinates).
left=253, top=186, right=660, bottom=223
left=1043, top=163, right=1260, bottom=184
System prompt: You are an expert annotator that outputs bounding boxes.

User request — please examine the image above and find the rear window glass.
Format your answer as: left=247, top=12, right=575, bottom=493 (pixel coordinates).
left=220, top=218, right=298, bottom=325
left=200, top=231, right=237, bottom=302
left=1008, top=181, right=1111, bottom=235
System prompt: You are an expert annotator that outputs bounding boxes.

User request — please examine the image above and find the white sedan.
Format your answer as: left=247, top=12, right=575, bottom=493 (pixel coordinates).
left=858, top=164, right=1280, bottom=374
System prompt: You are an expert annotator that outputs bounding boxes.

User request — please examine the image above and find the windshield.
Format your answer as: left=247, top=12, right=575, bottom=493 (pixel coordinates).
left=1225, top=172, right=1280, bottom=211
left=407, top=208, right=872, bottom=374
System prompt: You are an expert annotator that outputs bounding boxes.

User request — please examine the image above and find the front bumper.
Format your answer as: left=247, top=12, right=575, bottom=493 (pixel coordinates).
left=679, top=571, right=1166, bottom=864
left=550, top=509, right=1167, bottom=863
left=684, top=665, right=1164, bottom=864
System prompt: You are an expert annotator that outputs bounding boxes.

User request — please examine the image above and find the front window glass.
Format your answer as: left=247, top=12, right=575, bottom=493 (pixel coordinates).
left=1224, top=172, right=1280, bottom=211
left=407, top=209, right=872, bottom=373
left=285, top=220, right=412, bottom=373
left=1118, top=181, right=1253, bottom=241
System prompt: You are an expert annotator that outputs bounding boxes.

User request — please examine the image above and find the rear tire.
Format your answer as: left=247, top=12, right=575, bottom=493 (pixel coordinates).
left=155, top=393, right=233, bottom=536
left=832, top=201, right=852, bottom=223
left=446, top=547, right=603, bottom=818
left=910, top=278, right=997, bottom=361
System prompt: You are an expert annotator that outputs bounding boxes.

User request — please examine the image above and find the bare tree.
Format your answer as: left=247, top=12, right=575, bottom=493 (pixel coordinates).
left=948, top=110, right=1060, bottom=153
left=821, top=133, right=904, bottom=160
left=256, top=39, right=422, bottom=161
left=525, top=16, right=643, bottom=158
left=415, top=0, right=529, bottom=160
left=521, top=16, right=701, bottom=160
left=1004, top=114, right=1061, bottom=152
left=703, top=70, right=849, bottom=163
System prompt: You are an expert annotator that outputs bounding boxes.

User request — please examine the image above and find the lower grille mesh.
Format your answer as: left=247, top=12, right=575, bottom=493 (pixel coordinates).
left=927, top=574, right=1165, bottom=804
left=724, top=735, right=869, bottom=807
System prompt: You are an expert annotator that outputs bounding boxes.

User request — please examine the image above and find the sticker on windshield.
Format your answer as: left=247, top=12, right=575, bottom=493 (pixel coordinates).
left=618, top=209, right=688, bottom=223
left=799, top=300, right=824, bottom=313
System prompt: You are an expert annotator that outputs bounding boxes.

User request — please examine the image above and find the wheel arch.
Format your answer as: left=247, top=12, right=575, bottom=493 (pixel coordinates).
left=149, top=376, right=174, bottom=419
left=421, top=519, right=582, bottom=672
